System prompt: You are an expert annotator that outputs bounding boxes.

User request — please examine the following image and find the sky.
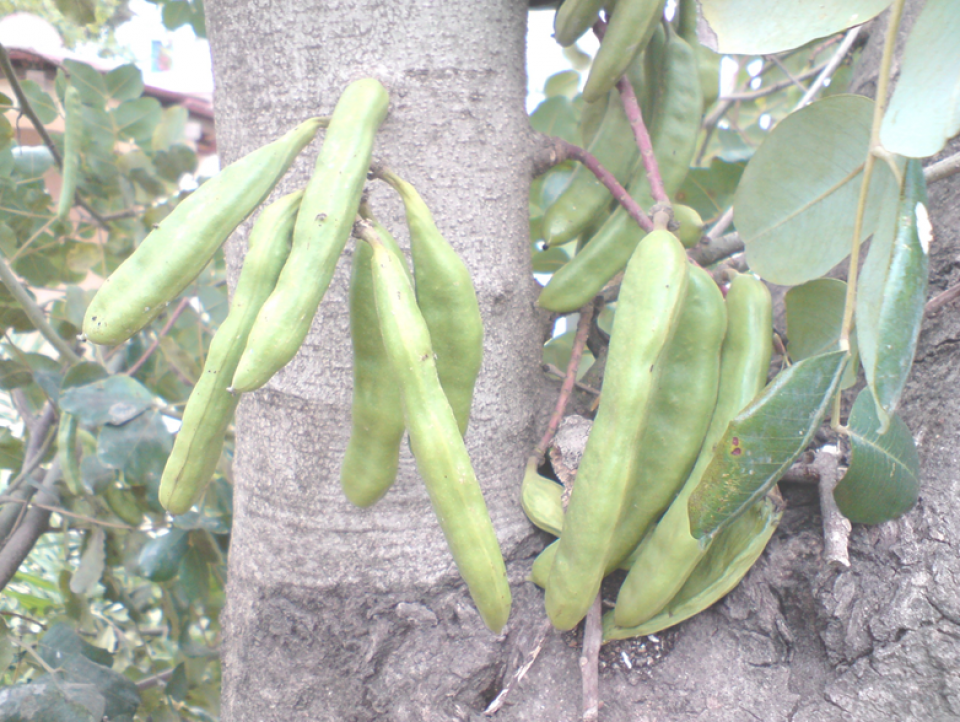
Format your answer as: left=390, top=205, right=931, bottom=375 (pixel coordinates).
left=74, top=1, right=586, bottom=106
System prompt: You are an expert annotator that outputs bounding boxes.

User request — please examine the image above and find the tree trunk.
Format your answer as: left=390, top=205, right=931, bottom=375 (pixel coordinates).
left=209, top=2, right=960, bottom=720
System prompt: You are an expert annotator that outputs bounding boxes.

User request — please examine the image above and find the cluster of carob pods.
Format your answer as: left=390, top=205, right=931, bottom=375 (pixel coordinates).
left=81, top=0, right=783, bottom=638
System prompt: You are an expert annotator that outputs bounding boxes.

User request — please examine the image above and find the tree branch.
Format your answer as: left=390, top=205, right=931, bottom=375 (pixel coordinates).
left=124, top=297, right=192, bottom=375
left=0, top=460, right=60, bottom=592
left=580, top=592, right=602, bottom=722
left=534, top=301, right=596, bottom=463
left=793, top=26, right=863, bottom=110
left=924, top=152, right=960, bottom=185
left=0, top=44, right=110, bottom=229
left=689, top=231, right=744, bottom=266
left=0, top=258, right=81, bottom=363
left=815, top=448, right=850, bottom=568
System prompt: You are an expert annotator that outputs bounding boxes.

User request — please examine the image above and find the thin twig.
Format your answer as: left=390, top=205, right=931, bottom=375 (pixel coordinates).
left=924, top=152, right=960, bottom=185
left=592, top=17, right=668, bottom=206
left=0, top=609, right=46, bottom=628
left=814, top=448, right=850, bottom=568
left=534, top=303, right=596, bottom=463
left=689, top=231, right=744, bottom=267
left=793, top=26, right=863, bottom=111
left=555, top=139, right=653, bottom=233
left=705, top=206, right=735, bottom=243
left=0, top=258, right=81, bottom=363
left=542, top=363, right=601, bottom=395
left=0, top=460, right=60, bottom=591
left=718, top=63, right=827, bottom=103
left=580, top=592, right=603, bottom=722
left=483, top=619, right=552, bottom=716
left=135, top=668, right=175, bottom=691
left=766, top=53, right=807, bottom=92
left=0, top=44, right=110, bottom=229
left=926, top=283, right=960, bottom=314
left=0, top=497, right=134, bottom=530
left=125, top=297, right=192, bottom=375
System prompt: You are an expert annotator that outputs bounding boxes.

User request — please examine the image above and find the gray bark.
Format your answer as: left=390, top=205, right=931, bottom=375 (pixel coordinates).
left=208, top=1, right=960, bottom=720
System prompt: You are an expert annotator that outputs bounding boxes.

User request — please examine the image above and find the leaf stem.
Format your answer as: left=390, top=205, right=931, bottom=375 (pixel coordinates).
left=836, top=0, right=906, bottom=424
left=0, top=257, right=81, bottom=364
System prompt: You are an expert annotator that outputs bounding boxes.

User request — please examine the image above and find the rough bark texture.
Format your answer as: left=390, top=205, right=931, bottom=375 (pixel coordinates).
left=210, top=1, right=960, bottom=720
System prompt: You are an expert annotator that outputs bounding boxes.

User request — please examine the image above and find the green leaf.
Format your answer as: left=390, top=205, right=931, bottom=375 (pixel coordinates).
left=19, top=80, right=58, bottom=125
left=81, top=454, right=116, bottom=495
left=154, top=144, right=197, bottom=182
left=834, top=389, right=920, bottom=524
left=544, top=70, right=580, bottom=99
left=12, top=145, right=55, bottom=177
left=138, top=528, right=189, bottom=581
left=0, top=115, right=12, bottom=153
left=604, top=496, right=782, bottom=640
left=23, top=353, right=63, bottom=399
left=79, top=105, right=115, bottom=151
left=737, top=95, right=901, bottom=286
left=880, top=0, right=960, bottom=158
left=61, top=361, right=109, bottom=392
left=0, top=358, right=33, bottom=389
left=0, top=682, right=101, bottom=721
left=39, top=623, right=140, bottom=719
left=113, top=98, right=162, bottom=146
left=70, top=527, right=106, bottom=594
left=60, top=375, right=155, bottom=426
left=98, top=409, right=173, bottom=487
left=104, top=64, right=144, bottom=102
left=688, top=350, right=848, bottom=541
left=54, top=0, right=97, bottom=25
left=152, top=106, right=188, bottom=151
left=531, top=244, right=570, bottom=273
left=784, top=278, right=859, bottom=389
left=64, top=60, right=108, bottom=108
left=674, top=158, right=745, bottom=224
left=530, top=96, right=580, bottom=145
left=165, top=661, right=189, bottom=702
left=699, top=0, right=890, bottom=55
left=177, top=545, right=209, bottom=604
left=857, top=158, right=929, bottom=432
left=162, top=0, right=193, bottom=29
left=0, top=620, right=14, bottom=674
left=0, top=427, right=24, bottom=470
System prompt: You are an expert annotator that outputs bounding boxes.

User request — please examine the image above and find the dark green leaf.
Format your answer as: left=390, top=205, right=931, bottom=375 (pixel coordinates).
left=834, top=389, right=920, bottom=524
left=154, top=144, right=197, bottom=182
left=784, top=278, right=859, bottom=389
left=673, top=158, right=745, bottom=224
left=162, top=0, right=193, bottom=29
left=544, top=70, right=580, bottom=99
left=55, top=0, right=97, bottom=25
left=688, top=350, right=848, bottom=541
left=104, top=64, right=144, bottom=102
left=165, top=661, right=189, bottom=702
left=81, top=454, right=116, bottom=495
left=39, top=623, right=140, bottom=719
left=531, top=244, right=570, bottom=273
left=737, top=95, right=901, bottom=285
left=61, top=361, right=109, bottom=391
left=0, top=358, right=33, bottom=389
left=178, top=545, right=209, bottom=604
left=19, top=80, right=58, bottom=124
left=0, top=427, right=24, bottom=470
left=24, top=353, right=63, bottom=399
left=64, top=60, right=108, bottom=108
left=12, top=145, right=55, bottom=176
left=98, top=409, right=173, bottom=487
left=880, top=0, right=960, bottom=158
left=70, top=527, right=106, bottom=594
left=60, top=375, right=155, bottom=425
left=530, top=96, right=579, bottom=146
left=80, top=105, right=116, bottom=151
left=14, top=252, right=59, bottom=287
left=113, top=98, right=162, bottom=145
left=0, top=682, right=101, bottom=721
left=138, top=528, right=188, bottom=581
left=857, top=158, right=929, bottom=432
left=700, top=0, right=890, bottom=55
